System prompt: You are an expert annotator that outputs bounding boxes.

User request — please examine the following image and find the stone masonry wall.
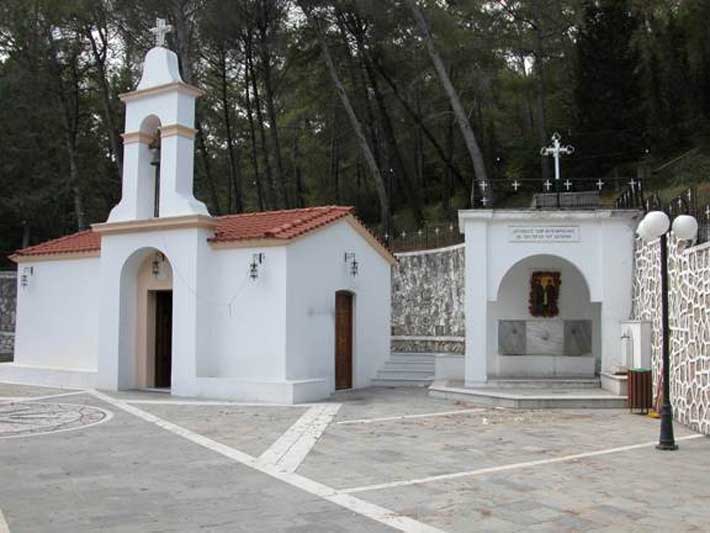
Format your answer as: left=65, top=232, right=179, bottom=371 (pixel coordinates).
left=632, top=238, right=710, bottom=435
left=0, top=271, right=17, bottom=356
left=391, top=244, right=465, bottom=353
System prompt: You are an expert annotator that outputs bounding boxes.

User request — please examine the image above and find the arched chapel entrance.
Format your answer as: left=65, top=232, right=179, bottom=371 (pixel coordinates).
left=117, top=247, right=174, bottom=390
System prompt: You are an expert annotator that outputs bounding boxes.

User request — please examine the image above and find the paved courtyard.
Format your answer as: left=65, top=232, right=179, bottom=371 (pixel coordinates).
left=0, top=383, right=709, bottom=532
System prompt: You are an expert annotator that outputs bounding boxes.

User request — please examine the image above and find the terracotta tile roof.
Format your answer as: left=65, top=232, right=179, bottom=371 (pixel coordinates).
left=211, top=205, right=354, bottom=242
left=13, top=230, right=101, bottom=257
left=13, top=206, right=360, bottom=257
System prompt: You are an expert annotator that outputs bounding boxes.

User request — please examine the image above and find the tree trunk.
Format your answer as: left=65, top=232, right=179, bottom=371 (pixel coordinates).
left=243, top=52, right=266, bottom=211
left=195, top=118, right=222, bottom=215
left=246, top=35, right=277, bottom=209
left=406, top=0, right=488, bottom=207
left=374, top=60, right=468, bottom=189
left=256, top=4, right=289, bottom=208
left=534, top=28, right=550, bottom=180
left=85, top=27, right=122, bottom=181
left=218, top=45, right=243, bottom=212
left=300, top=3, right=389, bottom=232
left=292, top=127, right=306, bottom=207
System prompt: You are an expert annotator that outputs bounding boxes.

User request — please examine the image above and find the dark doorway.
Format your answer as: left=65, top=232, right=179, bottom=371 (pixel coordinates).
left=153, top=290, right=173, bottom=388
left=335, top=291, right=353, bottom=390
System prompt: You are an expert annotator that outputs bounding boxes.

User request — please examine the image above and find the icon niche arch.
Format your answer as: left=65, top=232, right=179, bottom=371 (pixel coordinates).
left=488, top=253, right=601, bottom=378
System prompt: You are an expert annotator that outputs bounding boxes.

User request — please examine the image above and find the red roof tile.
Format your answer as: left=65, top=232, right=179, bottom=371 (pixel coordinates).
left=13, top=206, right=359, bottom=257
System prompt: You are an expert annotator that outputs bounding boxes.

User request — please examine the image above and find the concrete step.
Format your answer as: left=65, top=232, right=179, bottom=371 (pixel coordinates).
left=428, top=380, right=626, bottom=409
left=377, top=369, right=435, bottom=380
left=371, top=377, right=433, bottom=387
left=382, top=361, right=435, bottom=371
left=486, top=378, right=601, bottom=389
left=389, top=353, right=436, bottom=363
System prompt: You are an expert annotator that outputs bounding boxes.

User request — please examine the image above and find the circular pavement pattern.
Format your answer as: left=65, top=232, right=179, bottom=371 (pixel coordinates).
left=0, top=402, right=113, bottom=439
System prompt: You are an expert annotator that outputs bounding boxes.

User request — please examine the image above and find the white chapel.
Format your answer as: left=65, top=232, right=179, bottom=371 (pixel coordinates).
left=2, top=28, right=394, bottom=403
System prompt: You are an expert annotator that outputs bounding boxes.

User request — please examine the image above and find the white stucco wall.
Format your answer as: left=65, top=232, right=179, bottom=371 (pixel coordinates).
left=202, top=245, right=287, bottom=381
left=460, top=209, right=641, bottom=384
left=13, top=257, right=100, bottom=371
left=285, top=220, right=392, bottom=391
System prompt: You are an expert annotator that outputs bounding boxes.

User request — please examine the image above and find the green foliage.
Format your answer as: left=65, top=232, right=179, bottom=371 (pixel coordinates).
left=0, top=0, right=708, bottom=257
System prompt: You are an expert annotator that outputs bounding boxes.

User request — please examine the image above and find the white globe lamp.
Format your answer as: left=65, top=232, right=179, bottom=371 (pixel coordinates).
left=671, top=214, right=698, bottom=241
left=643, top=211, right=670, bottom=241
left=636, top=217, right=651, bottom=241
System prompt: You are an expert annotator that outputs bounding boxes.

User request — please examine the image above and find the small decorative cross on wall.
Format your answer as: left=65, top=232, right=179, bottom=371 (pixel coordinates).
left=481, top=196, right=489, bottom=207
left=511, top=180, right=520, bottom=192
left=596, top=179, right=605, bottom=191
left=543, top=180, right=552, bottom=192
left=563, top=179, right=572, bottom=191
left=479, top=180, right=488, bottom=192
left=150, top=18, right=173, bottom=47
left=628, top=179, right=637, bottom=192
left=705, top=205, right=710, bottom=220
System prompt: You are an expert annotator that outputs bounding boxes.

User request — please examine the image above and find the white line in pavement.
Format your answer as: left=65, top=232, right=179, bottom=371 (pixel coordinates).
left=336, top=408, right=485, bottom=425
left=124, top=399, right=329, bottom=408
left=343, top=434, right=706, bottom=494
left=0, top=390, right=88, bottom=403
left=89, top=390, right=444, bottom=533
left=0, top=508, right=10, bottom=533
left=258, top=404, right=341, bottom=472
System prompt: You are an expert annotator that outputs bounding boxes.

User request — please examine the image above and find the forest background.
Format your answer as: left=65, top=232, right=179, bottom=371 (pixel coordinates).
left=1, top=0, right=709, bottom=259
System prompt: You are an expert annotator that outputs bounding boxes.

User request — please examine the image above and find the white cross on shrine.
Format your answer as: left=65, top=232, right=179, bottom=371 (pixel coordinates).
left=596, top=179, right=605, bottom=191
left=481, top=196, right=489, bottom=207
left=628, top=179, right=637, bottom=192
left=150, top=18, right=173, bottom=47
left=479, top=180, right=488, bottom=192
left=540, top=132, right=574, bottom=184
left=543, top=179, right=552, bottom=192
left=563, top=179, right=572, bottom=191
left=511, top=180, right=520, bottom=192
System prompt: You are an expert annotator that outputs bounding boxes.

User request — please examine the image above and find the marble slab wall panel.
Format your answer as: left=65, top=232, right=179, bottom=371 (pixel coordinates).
left=526, top=320, right=565, bottom=355
left=564, top=320, right=593, bottom=355
left=499, top=320, right=526, bottom=355
left=632, top=237, right=710, bottom=435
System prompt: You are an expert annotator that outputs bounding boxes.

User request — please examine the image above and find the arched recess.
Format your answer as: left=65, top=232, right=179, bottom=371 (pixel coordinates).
left=117, top=247, right=174, bottom=389
left=139, top=114, right=162, bottom=218
left=487, top=253, right=601, bottom=378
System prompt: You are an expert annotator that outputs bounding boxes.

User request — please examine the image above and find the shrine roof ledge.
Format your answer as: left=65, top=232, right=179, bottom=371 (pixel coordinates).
left=458, top=208, right=642, bottom=223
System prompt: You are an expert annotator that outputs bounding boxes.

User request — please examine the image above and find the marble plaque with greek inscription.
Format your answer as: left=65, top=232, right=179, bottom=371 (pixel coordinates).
left=499, top=320, right=526, bottom=355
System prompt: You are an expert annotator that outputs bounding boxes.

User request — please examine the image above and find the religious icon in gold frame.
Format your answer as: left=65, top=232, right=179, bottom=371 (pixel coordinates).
left=529, top=271, right=561, bottom=317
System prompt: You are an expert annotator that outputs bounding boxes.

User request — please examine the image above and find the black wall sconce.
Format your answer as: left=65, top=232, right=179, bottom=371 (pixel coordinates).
left=344, top=252, right=358, bottom=277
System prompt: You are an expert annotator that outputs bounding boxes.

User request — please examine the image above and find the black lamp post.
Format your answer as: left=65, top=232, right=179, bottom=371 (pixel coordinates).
left=637, top=211, right=699, bottom=451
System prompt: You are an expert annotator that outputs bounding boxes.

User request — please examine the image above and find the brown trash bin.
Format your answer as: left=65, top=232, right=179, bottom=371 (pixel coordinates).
left=628, top=368, right=652, bottom=414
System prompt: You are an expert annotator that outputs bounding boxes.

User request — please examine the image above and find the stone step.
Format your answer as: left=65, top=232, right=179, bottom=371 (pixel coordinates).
left=371, top=377, right=433, bottom=387
left=377, top=369, right=435, bottom=380
left=389, top=353, right=436, bottom=363
left=486, top=378, right=601, bottom=389
left=428, top=380, right=627, bottom=409
left=382, top=361, right=436, bottom=371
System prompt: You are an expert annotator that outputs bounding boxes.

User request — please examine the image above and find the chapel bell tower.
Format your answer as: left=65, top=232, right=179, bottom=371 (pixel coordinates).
left=107, top=18, right=209, bottom=222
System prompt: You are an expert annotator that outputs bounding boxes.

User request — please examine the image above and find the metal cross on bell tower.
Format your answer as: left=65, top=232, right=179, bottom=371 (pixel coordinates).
left=150, top=18, right=174, bottom=48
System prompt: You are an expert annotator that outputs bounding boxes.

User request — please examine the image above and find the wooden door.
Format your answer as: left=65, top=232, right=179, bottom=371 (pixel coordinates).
left=154, top=290, right=173, bottom=388
left=335, top=291, right=353, bottom=390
